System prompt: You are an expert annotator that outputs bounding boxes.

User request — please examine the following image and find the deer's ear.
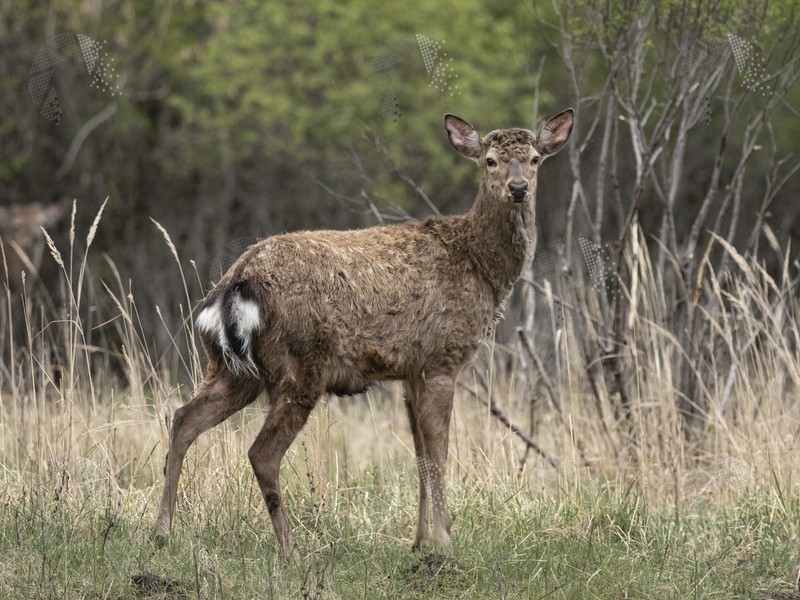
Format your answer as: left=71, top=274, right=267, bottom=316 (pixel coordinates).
left=445, top=114, right=482, bottom=161
left=537, top=108, right=574, bottom=159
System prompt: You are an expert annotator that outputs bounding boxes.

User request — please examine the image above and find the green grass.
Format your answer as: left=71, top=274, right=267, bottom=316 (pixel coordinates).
left=1, top=454, right=798, bottom=599
left=2, top=207, right=799, bottom=598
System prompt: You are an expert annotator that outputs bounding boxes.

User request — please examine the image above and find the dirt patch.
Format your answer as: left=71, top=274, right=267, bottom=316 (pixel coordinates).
left=131, top=573, right=187, bottom=598
left=398, top=552, right=469, bottom=592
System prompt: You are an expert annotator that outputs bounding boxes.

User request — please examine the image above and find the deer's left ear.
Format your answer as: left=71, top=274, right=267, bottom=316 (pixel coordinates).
left=536, top=108, right=574, bottom=159
left=445, top=114, right=483, bottom=161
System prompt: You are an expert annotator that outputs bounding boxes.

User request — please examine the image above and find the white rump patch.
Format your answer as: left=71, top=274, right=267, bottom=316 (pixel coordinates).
left=221, top=291, right=261, bottom=377
left=196, top=301, right=229, bottom=366
left=227, top=291, right=261, bottom=377
left=232, top=294, right=260, bottom=338
left=196, top=294, right=262, bottom=378
left=196, top=302, right=224, bottom=343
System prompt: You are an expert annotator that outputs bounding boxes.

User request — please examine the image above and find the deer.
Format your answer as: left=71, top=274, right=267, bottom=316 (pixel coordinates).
left=153, top=109, right=574, bottom=557
left=0, top=199, right=70, bottom=330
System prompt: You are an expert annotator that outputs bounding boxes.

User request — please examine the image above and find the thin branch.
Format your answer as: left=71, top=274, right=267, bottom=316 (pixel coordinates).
left=369, top=132, right=441, bottom=216
left=459, top=381, right=561, bottom=471
left=55, top=103, right=118, bottom=180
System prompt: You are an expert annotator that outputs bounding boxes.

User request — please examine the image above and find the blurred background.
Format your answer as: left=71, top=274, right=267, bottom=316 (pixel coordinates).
left=2, top=1, right=586, bottom=357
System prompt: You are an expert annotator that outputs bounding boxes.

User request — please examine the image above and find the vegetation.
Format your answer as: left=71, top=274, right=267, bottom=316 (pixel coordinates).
left=3, top=460, right=799, bottom=598
left=0, top=202, right=797, bottom=598
left=2, top=0, right=800, bottom=597
left=4, top=0, right=796, bottom=343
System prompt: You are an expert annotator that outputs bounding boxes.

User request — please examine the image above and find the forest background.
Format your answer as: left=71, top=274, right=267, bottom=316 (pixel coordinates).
left=4, top=0, right=798, bottom=353
left=2, top=1, right=800, bottom=597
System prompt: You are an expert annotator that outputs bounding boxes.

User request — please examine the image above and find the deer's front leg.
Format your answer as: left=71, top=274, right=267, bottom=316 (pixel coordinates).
left=405, top=374, right=455, bottom=551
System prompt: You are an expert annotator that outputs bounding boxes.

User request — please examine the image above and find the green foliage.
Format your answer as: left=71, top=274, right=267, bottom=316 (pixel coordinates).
left=6, top=0, right=797, bottom=348
left=1, top=0, right=575, bottom=345
left=146, top=0, right=561, bottom=210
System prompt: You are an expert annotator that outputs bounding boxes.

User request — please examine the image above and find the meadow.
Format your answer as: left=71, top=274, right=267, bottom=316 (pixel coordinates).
left=1, top=206, right=798, bottom=599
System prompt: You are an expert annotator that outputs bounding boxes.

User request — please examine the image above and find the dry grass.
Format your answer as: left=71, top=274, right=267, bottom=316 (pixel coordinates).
left=0, top=204, right=798, bottom=598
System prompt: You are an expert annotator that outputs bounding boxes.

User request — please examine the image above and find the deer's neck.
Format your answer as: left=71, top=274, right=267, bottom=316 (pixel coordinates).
left=464, top=182, right=536, bottom=306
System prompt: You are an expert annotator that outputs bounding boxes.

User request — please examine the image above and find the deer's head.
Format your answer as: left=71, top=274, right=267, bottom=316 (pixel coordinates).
left=445, top=109, right=574, bottom=204
left=0, top=199, right=70, bottom=294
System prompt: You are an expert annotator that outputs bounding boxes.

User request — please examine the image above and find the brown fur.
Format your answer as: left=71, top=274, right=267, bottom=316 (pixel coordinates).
left=0, top=200, right=69, bottom=296
left=153, top=110, right=574, bottom=557
left=0, top=200, right=70, bottom=333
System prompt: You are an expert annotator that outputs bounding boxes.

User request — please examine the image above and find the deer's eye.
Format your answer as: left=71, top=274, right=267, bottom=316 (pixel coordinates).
left=486, top=157, right=497, bottom=167
left=531, top=155, right=540, bottom=165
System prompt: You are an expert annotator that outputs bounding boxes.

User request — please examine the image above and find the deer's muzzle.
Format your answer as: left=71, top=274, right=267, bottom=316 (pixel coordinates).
left=507, top=181, right=529, bottom=202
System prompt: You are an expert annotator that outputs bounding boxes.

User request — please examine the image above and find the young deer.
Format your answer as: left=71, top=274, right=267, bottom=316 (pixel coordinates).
left=153, top=110, right=574, bottom=556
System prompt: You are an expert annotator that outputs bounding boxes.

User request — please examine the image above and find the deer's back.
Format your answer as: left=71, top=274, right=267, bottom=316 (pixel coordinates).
left=207, top=218, right=494, bottom=391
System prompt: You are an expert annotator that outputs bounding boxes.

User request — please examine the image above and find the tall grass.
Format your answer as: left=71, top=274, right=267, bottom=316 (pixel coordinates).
left=0, top=203, right=798, bottom=597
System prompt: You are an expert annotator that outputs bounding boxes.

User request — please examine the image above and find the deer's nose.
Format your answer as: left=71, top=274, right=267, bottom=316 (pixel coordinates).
left=508, top=181, right=528, bottom=200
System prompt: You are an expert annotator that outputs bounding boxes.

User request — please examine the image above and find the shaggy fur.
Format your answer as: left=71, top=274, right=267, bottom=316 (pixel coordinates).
left=153, top=109, right=574, bottom=557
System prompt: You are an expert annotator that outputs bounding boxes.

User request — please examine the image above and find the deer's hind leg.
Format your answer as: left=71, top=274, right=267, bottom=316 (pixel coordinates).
left=248, top=380, right=319, bottom=558
left=153, top=372, right=261, bottom=544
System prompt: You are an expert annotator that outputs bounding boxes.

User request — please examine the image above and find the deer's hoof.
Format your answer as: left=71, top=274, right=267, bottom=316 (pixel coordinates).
left=151, top=526, right=170, bottom=548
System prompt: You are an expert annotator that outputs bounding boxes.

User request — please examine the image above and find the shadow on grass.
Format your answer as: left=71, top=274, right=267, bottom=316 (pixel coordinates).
left=131, top=573, right=188, bottom=598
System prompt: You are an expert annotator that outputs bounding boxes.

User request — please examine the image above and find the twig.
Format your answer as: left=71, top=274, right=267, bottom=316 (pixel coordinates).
left=519, top=277, right=604, bottom=327
left=55, top=103, right=118, bottom=180
left=369, top=131, right=441, bottom=216
left=517, top=328, right=561, bottom=415
left=459, top=381, right=560, bottom=471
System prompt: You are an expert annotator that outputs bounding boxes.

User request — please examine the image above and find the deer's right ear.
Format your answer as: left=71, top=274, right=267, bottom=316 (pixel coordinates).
left=445, top=114, right=482, bottom=161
